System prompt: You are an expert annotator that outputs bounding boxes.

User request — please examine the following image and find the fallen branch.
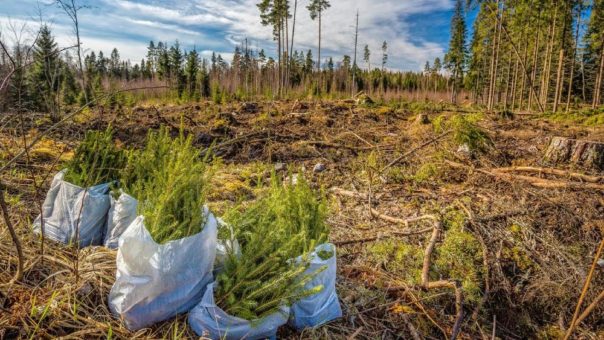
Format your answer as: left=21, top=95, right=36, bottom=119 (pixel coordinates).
left=564, top=239, right=604, bottom=340
left=332, top=186, right=464, bottom=338
left=445, top=160, right=604, bottom=191
left=380, top=130, right=452, bottom=174
left=419, top=217, right=464, bottom=340
left=493, top=166, right=602, bottom=183
left=334, top=227, right=434, bottom=246
left=575, top=289, right=604, bottom=327
left=0, top=182, right=24, bottom=283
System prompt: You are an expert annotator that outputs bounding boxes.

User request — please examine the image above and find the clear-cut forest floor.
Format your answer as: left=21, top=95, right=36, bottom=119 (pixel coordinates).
left=1, top=100, right=604, bottom=339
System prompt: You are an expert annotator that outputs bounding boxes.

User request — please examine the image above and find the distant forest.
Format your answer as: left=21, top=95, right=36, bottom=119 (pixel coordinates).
left=1, top=0, right=603, bottom=115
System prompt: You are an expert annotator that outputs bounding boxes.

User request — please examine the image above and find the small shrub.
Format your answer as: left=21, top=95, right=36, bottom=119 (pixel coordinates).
left=435, top=113, right=492, bottom=153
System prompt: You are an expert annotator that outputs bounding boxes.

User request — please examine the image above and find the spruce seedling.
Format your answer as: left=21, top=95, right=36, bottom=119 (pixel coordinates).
left=64, top=127, right=126, bottom=187
left=216, top=174, right=329, bottom=321
left=133, top=127, right=212, bottom=244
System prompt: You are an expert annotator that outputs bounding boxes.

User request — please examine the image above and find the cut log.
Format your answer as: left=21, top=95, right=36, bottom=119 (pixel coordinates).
left=544, top=137, right=604, bottom=171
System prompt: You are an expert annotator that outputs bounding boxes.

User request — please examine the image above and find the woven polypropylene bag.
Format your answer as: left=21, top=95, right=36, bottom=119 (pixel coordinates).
left=32, top=170, right=110, bottom=247
left=108, top=207, right=218, bottom=330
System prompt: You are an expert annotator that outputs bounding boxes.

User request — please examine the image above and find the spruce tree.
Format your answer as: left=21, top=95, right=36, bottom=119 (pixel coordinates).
left=381, top=41, right=388, bottom=71
left=109, top=48, right=121, bottom=78
left=157, top=42, right=171, bottom=81
left=29, top=25, right=61, bottom=119
left=185, top=48, right=200, bottom=99
left=61, top=62, right=79, bottom=106
left=307, top=0, right=330, bottom=72
left=444, top=0, right=467, bottom=104
left=170, top=41, right=186, bottom=97
left=363, top=45, right=370, bottom=71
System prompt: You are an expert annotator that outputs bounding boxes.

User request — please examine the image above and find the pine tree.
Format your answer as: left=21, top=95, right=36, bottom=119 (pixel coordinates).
left=381, top=41, right=388, bottom=71
left=258, top=0, right=290, bottom=95
left=307, top=0, right=330, bottom=73
left=200, top=58, right=211, bottom=98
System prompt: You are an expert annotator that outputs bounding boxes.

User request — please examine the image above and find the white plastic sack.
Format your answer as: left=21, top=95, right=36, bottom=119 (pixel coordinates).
left=104, top=191, right=138, bottom=249
left=32, top=170, right=111, bottom=247
left=188, top=281, right=289, bottom=340
left=108, top=207, right=218, bottom=330
left=289, top=243, right=342, bottom=330
left=214, top=217, right=240, bottom=275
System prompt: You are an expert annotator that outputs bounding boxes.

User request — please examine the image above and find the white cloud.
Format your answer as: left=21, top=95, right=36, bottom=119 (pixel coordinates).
left=1, top=0, right=454, bottom=70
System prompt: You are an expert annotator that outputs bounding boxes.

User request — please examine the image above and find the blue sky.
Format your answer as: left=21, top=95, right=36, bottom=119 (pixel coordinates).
left=0, top=0, right=461, bottom=70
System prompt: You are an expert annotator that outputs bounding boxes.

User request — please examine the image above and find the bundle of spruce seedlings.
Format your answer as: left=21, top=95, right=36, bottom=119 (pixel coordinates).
left=63, top=127, right=126, bottom=187
left=131, top=128, right=213, bottom=244
left=216, top=174, right=329, bottom=321
left=119, top=127, right=175, bottom=198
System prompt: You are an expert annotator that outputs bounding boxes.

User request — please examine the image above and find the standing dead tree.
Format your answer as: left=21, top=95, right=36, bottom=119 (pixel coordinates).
left=55, top=0, right=88, bottom=102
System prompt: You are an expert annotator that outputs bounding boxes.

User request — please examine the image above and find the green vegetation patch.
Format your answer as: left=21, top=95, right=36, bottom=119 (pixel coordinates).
left=543, top=107, right=604, bottom=126
left=434, top=113, right=492, bottom=153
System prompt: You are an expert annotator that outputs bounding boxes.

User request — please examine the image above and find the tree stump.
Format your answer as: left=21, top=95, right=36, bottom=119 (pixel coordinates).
left=544, top=137, right=604, bottom=170
left=415, top=113, right=430, bottom=125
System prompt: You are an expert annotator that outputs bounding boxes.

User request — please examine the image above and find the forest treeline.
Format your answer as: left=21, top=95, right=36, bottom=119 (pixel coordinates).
left=449, top=0, right=604, bottom=112
left=1, top=0, right=603, bottom=116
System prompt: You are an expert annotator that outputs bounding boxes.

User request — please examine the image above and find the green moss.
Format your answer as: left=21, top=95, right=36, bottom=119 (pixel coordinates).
left=368, top=240, right=424, bottom=285
left=501, top=224, right=536, bottom=272
left=536, top=325, right=564, bottom=340
left=412, top=162, right=439, bottom=183
left=434, top=210, right=484, bottom=303
left=542, top=107, right=604, bottom=126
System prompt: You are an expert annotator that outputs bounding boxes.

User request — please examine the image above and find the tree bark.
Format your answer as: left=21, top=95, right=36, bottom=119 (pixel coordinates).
left=553, top=48, right=565, bottom=112
left=593, top=42, right=604, bottom=109
left=544, top=137, right=604, bottom=170
left=566, top=5, right=582, bottom=112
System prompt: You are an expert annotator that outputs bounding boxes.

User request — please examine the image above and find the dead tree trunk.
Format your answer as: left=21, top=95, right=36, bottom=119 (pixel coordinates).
left=544, top=137, right=604, bottom=170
